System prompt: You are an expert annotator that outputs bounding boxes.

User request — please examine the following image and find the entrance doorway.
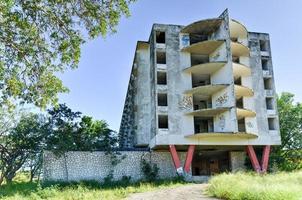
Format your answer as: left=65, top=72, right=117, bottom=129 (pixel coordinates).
left=192, top=151, right=230, bottom=175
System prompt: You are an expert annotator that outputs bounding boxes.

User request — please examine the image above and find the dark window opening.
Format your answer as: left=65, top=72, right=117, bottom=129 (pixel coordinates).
left=156, top=31, right=165, bottom=44
left=157, top=93, right=168, bottom=106
left=190, top=34, right=208, bottom=45
left=268, top=118, right=276, bottom=130
left=266, top=98, right=274, bottom=110
left=158, top=115, right=168, bottom=129
left=193, top=96, right=212, bottom=110
left=260, top=40, right=268, bottom=51
left=194, top=117, right=214, bottom=133
left=192, top=74, right=210, bottom=88
left=234, top=77, right=242, bottom=85
left=157, top=71, right=167, bottom=85
left=238, top=118, right=246, bottom=132
left=236, top=98, right=244, bottom=109
left=191, top=54, right=209, bottom=65
left=156, top=51, right=166, bottom=64
left=232, top=56, right=240, bottom=63
left=261, top=58, right=269, bottom=70
left=231, top=37, right=238, bottom=42
left=264, top=78, right=273, bottom=90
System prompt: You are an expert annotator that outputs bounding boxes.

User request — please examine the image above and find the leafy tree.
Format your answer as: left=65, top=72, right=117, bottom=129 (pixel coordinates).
left=0, top=113, right=46, bottom=185
left=0, top=104, right=118, bottom=184
left=0, top=0, right=134, bottom=108
left=45, top=104, right=117, bottom=154
left=44, top=104, right=81, bottom=154
left=271, top=92, right=302, bottom=171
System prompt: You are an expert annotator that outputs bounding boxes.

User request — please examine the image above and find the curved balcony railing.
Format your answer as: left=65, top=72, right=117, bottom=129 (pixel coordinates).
left=233, top=62, right=251, bottom=77
left=183, top=61, right=227, bottom=75
left=184, top=84, right=228, bottom=96
left=186, top=107, right=229, bottom=117
left=234, top=85, right=254, bottom=98
left=236, top=108, right=256, bottom=119
left=230, top=19, right=248, bottom=39
left=185, top=131, right=258, bottom=139
left=182, top=40, right=225, bottom=54
left=181, top=18, right=223, bottom=34
left=231, top=42, right=249, bottom=57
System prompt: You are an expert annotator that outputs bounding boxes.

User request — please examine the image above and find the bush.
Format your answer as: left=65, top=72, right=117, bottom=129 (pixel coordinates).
left=140, top=158, right=159, bottom=182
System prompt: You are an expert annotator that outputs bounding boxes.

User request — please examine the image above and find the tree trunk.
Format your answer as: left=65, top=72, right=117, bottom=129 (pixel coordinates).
left=0, top=174, right=4, bottom=185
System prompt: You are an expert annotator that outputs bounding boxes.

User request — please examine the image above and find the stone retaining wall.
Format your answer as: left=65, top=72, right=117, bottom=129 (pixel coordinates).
left=43, top=151, right=186, bottom=182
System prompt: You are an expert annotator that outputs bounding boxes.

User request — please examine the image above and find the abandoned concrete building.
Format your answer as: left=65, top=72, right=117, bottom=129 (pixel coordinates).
left=43, top=10, right=281, bottom=182
left=119, top=9, right=281, bottom=176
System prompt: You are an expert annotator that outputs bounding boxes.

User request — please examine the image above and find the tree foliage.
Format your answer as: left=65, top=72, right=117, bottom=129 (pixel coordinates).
left=0, top=104, right=118, bottom=185
left=45, top=104, right=117, bottom=155
left=271, top=92, right=302, bottom=171
left=0, top=0, right=134, bottom=108
left=0, top=113, right=46, bottom=184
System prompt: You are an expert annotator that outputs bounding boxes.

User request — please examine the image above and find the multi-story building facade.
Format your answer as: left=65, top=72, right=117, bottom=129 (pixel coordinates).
left=119, top=9, right=281, bottom=175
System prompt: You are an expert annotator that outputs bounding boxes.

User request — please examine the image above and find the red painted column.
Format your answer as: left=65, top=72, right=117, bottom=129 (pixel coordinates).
left=246, top=145, right=261, bottom=173
left=261, top=145, right=271, bottom=173
left=169, top=145, right=183, bottom=174
left=184, top=145, right=195, bottom=173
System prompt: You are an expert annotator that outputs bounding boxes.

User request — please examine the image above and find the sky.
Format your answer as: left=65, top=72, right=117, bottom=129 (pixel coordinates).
left=58, top=0, right=302, bottom=131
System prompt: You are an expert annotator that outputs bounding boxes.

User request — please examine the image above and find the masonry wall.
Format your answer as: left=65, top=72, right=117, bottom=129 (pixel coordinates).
left=43, top=151, right=186, bottom=182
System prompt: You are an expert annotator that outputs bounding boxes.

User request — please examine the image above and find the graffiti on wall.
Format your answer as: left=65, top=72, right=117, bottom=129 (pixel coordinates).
left=215, top=93, right=228, bottom=107
left=181, top=35, right=190, bottom=47
left=218, top=115, right=226, bottom=130
left=179, top=96, right=193, bottom=111
left=246, top=122, right=253, bottom=129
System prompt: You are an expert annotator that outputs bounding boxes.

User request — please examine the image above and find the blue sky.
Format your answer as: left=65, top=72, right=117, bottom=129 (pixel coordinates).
left=58, top=0, right=302, bottom=131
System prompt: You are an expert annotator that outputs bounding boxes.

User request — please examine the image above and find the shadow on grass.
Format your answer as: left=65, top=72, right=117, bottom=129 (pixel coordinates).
left=0, top=177, right=186, bottom=198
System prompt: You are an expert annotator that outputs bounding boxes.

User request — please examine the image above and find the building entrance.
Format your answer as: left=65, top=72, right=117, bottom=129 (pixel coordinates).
left=192, top=150, right=230, bottom=175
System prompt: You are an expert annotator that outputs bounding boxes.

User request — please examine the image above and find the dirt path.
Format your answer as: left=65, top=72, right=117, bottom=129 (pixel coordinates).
left=125, top=184, right=220, bottom=200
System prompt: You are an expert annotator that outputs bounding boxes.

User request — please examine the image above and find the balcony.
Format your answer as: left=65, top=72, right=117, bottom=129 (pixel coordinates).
left=230, top=19, right=248, bottom=40
left=181, top=18, right=223, bottom=34
left=231, top=42, right=249, bottom=57
left=183, top=61, right=226, bottom=75
left=187, top=107, right=229, bottom=117
left=234, top=85, right=254, bottom=98
left=232, top=62, right=251, bottom=77
left=185, top=132, right=258, bottom=139
left=236, top=108, right=256, bottom=119
left=184, top=84, right=228, bottom=97
left=182, top=40, right=225, bottom=54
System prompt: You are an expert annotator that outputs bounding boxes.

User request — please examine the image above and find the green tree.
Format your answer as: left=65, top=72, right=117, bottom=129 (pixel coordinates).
left=45, top=104, right=117, bottom=154
left=0, top=0, right=134, bottom=108
left=0, top=113, right=46, bottom=185
left=271, top=92, right=302, bottom=171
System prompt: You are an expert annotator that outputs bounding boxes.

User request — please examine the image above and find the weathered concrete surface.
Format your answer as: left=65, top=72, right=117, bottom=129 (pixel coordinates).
left=125, top=184, right=220, bottom=200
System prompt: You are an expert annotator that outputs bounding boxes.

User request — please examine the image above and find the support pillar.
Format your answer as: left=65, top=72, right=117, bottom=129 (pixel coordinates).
left=169, top=145, right=183, bottom=174
left=246, top=145, right=271, bottom=173
left=184, top=145, right=195, bottom=173
left=261, top=145, right=271, bottom=173
left=246, top=145, right=261, bottom=173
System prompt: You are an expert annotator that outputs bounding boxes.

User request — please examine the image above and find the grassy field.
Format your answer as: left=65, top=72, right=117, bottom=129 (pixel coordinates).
left=207, top=171, right=302, bottom=200
left=0, top=174, right=188, bottom=200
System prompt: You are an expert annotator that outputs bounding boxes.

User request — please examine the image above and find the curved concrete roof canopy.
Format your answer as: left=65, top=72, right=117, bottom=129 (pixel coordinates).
left=230, top=19, right=248, bottom=38
left=180, top=18, right=223, bottom=35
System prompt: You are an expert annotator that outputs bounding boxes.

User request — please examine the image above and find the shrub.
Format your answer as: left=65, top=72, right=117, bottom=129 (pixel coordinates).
left=140, top=158, right=159, bottom=182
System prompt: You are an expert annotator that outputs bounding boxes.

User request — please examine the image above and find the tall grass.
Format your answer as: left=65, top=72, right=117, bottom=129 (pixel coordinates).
left=0, top=176, right=187, bottom=200
left=207, top=171, right=302, bottom=200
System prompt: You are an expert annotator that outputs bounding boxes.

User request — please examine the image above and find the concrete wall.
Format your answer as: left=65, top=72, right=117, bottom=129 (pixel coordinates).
left=43, top=150, right=246, bottom=182
left=43, top=151, right=186, bottom=182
